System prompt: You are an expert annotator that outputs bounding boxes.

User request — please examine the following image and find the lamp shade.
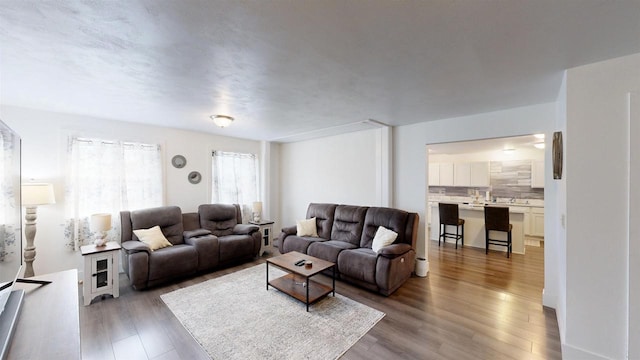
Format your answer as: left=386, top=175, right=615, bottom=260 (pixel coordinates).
left=252, top=201, right=263, bottom=213
left=21, top=183, right=56, bottom=206
left=90, top=213, right=112, bottom=232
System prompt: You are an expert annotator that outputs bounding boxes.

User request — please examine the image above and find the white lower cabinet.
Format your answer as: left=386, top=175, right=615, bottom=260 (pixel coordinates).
left=524, top=207, right=544, bottom=237
left=531, top=207, right=545, bottom=237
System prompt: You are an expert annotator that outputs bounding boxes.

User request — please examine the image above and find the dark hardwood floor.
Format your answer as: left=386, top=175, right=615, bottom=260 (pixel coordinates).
left=80, top=241, right=560, bottom=360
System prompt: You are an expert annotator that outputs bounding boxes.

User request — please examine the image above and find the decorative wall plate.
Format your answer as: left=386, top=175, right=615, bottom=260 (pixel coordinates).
left=552, top=131, right=563, bottom=180
left=188, top=171, right=202, bottom=184
left=171, top=155, right=187, bottom=169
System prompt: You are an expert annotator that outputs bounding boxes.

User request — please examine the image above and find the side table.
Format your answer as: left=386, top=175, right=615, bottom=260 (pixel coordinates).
left=249, top=220, right=275, bottom=256
left=80, top=241, right=121, bottom=306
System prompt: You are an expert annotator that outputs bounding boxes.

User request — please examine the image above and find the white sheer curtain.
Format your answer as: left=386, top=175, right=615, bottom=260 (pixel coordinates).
left=211, top=151, right=258, bottom=223
left=64, top=137, right=163, bottom=250
left=0, top=129, right=18, bottom=262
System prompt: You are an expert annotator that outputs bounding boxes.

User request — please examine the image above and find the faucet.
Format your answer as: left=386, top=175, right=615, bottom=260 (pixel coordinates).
left=510, top=197, right=516, bottom=203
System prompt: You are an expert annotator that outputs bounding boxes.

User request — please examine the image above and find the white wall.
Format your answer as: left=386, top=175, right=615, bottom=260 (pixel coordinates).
left=429, top=147, right=544, bottom=163
left=547, top=71, right=567, bottom=341
left=394, top=103, right=556, bottom=262
left=0, top=105, right=261, bottom=276
left=563, top=53, right=640, bottom=359
left=278, top=129, right=379, bottom=227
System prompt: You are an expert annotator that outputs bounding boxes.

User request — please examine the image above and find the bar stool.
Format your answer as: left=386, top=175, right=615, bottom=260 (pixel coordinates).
left=438, top=203, right=465, bottom=249
left=484, top=206, right=512, bottom=258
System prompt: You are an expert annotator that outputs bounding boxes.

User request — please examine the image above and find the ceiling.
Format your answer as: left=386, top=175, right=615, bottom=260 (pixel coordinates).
left=1, top=1, right=639, bottom=142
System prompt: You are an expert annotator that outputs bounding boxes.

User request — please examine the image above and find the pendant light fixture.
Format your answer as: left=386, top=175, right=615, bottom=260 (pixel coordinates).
left=210, top=115, right=234, bottom=128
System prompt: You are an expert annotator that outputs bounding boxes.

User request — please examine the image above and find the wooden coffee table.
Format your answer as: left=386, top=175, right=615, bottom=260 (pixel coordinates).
left=266, top=251, right=335, bottom=311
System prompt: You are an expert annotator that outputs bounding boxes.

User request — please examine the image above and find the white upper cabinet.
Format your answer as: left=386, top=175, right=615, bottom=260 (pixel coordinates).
left=454, top=162, right=471, bottom=187
left=470, top=162, right=490, bottom=187
left=531, top=160, right=545, bottom=188
left=430, top=161, right=490, bottom=187
left=439, top=162, right=454, bottom=186
left=428, top=163, right=440, bottom=185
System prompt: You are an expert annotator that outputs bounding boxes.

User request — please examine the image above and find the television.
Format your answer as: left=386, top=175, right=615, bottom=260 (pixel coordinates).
left=0, top=119, right=23, bottom=359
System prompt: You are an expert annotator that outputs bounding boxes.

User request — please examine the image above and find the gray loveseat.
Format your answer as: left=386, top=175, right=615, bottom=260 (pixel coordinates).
left=120, top=204, right=261, bottom=290
left=278, top=203, right=419, bottom=296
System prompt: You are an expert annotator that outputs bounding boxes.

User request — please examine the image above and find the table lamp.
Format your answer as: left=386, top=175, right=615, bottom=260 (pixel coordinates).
left=21, top=183, right=56, bottom=278
left=90, top=213, right=111, bottom=247
left=252, top=201, right=263, bottom=222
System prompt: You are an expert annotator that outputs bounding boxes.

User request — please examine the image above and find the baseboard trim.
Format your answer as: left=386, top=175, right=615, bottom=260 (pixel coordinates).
left=562, top=343, right=610, bottom=360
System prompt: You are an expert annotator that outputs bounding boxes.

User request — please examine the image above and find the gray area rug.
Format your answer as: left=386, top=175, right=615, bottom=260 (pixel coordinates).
left=161, top=264, right=385, bottom=360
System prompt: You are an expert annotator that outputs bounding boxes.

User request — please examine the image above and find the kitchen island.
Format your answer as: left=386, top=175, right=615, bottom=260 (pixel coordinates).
left=430, top=202, right=527, bottom=254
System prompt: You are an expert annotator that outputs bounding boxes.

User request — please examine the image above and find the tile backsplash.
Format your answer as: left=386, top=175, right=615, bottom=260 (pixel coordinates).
left=429, top=160, right=544, bottom=200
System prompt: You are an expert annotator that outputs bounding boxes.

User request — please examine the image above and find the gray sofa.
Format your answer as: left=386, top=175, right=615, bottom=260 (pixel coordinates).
left=120, top=204, right=261, bottom=290
left=278, top=203, right=419, bottom=296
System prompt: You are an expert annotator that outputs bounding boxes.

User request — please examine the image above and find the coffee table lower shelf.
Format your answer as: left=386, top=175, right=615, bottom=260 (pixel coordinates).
left=268, top=273, right=333, bottom=311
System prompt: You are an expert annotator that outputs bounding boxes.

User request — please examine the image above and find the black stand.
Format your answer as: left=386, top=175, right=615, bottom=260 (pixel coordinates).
left=15, top=278, right=51, bottom=286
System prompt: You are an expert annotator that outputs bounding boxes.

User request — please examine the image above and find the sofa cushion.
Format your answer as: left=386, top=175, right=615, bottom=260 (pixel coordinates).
left=218, top=234, right=255, bottom=262
left=371, top=226, right=398, bottom=253
left=199, top=204, right=238, bottom=236
left=337, top=248, right=377, bottom=284
left=308, top=240, right=357, bottom=264
left=131, top=206, right=184, bottom=245
left=306, top=203, right=337, bottom=239
left=360, top=207, right=408, bottom=248
left=296, top=217, right=318, bottom=237
left=148, top=244, right=198, bottom=281
left=282, top=235, right=326, bottom=254
left=133, top=226, right=173, bottom=251
left=330, top=205, right=368, bottom=245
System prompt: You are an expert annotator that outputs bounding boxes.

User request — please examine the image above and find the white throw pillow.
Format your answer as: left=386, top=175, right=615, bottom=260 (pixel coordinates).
left=371, top=226, right=398, bottom=253
left=296, top=217, right=318, bottom=237
left=133, top=225, right=173, bottom=251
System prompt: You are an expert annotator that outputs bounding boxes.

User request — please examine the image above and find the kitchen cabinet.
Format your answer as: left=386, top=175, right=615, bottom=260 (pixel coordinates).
left=470, top=162, right=490, bottom=187
left=531, top=207, right=545, bottom=237
left=531, top=160, right=545, bottom=188
left=439, top=163, right=454, bottom=186
left=454, top=162, right=471, bottom=186
left=428, top=163, right=440, bottom=185
left=429, top=161, right=489, bottom=187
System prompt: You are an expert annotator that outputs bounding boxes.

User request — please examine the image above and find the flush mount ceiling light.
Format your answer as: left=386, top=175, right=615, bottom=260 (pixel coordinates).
left=534, top=133, right=545, bottom=139
left=534, top=142, right=545, bottom=149
left=210, top=115, right=234, bottom=128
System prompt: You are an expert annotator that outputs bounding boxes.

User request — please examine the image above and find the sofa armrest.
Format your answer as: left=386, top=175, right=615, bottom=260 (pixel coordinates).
left=281, top=225, right=297, bottom=235
left=377, top=243, right=412, bottom=258
left=121, top=240, right=151, bottom=254
left=184, top=228, right=212, bottom=239
left=233, top=224, right=259, bottom=235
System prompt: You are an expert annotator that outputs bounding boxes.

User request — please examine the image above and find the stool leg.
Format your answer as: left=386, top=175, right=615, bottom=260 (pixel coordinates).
left=485, top=229, right=489, bottom=254
left=439, top=224, right=442, bottom=246
left=455, top=225, right=458, bottom=249
left=461, top=223, right=464, bottom=247
left=507, top=230, right=512, bottom=258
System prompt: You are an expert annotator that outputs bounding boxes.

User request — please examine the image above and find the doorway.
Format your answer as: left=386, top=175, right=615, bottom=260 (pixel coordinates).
left=426, top=134, right=546, bottom=301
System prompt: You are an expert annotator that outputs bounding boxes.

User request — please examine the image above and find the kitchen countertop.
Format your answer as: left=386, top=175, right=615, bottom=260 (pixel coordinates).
left=428, top=200, right=543, bottom=208
left=429, top=201, right=540, bottom=213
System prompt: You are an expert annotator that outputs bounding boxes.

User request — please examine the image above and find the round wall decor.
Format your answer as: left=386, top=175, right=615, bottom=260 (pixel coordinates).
left=188, top=171, right=202, bottom=184
left=171, top=155, right=187, bottom=169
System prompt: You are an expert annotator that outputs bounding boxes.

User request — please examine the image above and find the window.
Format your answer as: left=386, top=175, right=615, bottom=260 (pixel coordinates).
left=64, top=137, right=163, bottom=250
left=211, top=151, right=258, bottom=222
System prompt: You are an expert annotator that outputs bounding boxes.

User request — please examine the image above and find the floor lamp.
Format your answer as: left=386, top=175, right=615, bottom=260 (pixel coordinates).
left=21, top=183, right=56, bottom=278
